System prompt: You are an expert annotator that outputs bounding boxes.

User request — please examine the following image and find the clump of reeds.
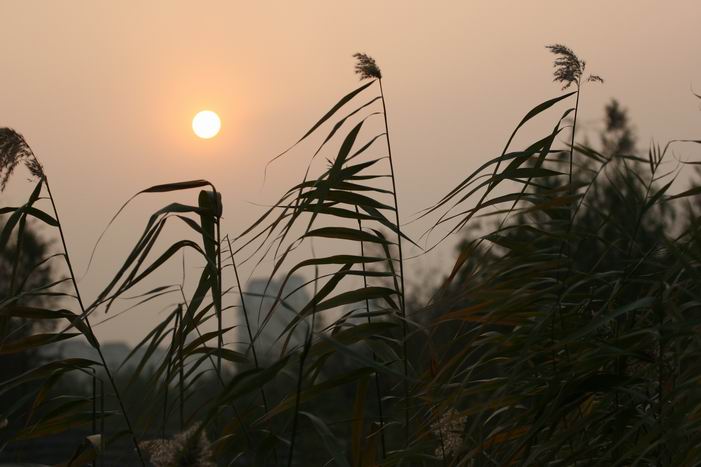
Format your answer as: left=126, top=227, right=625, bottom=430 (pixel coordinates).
left=1, top=42, right=700, bottom=466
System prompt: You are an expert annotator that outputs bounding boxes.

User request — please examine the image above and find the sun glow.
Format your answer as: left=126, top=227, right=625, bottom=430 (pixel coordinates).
left=192, top=110, right=221, bottom=139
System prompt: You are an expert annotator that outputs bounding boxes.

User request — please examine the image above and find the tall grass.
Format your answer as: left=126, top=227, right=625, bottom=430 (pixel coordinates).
left=1, top=45, right=700, bottom=466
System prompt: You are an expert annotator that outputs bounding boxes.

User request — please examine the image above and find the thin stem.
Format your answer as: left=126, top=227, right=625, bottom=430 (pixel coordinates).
left=355, top=208, right=387, bottom=457
left=176, top=285, right=252, bottom=445
left=555, top=84, right=582, bottom=356
left=287, top=342, right=309, bottom=467
left=178, top=306, right=184, bottom=431
left=225, top=235, right=277, bottom=463
left=657, top=298, right=664, bottom=466
left=43, top=177, right=146, bottom=466
left=225, top=236, right=268, bottom=408
left=9, top=214, right=26, bottom=296
left=162, top=307, right=180, bottom=437
left=99, top=380, right=104, bottom=467
left=288, top=247, right=319, bottom=466
left=216, top=219, right=223, bottom=377
left=569, top=86, right=581, bottom=207
left=92, top=367, right=97, bottom=467
left=546, top=86, right=583, bottom=448
left=378, top=78, right=410, bottom=446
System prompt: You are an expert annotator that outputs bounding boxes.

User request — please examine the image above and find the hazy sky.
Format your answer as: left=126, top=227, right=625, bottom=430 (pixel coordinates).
left=2, top=1, right=700, bottom=344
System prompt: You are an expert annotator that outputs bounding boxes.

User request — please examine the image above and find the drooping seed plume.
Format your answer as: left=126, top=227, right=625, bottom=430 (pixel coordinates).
left=353, top=52, right=382, bottom=80
left=0, top=128, right=44, bottom=191
left=546, top=43, right=603, bottom=89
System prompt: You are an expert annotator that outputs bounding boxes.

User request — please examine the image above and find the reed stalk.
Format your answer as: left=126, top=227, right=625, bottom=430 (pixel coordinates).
left=44, top=177, right=146, bottom=465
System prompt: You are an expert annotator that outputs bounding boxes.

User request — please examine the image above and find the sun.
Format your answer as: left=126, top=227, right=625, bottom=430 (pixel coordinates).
left=192, top=110, right=221, bottom=139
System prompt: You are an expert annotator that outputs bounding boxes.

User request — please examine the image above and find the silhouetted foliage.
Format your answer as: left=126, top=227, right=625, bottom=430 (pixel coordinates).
left=0, top=218, right=56, bottom=431
left=2, top=45, right=700, bottom=466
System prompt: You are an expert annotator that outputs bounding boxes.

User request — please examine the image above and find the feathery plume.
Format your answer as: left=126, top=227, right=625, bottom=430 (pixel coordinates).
left=431, top=408, right=466, bottom=459
left=546, top=44, right=603, bottom=89
left=353, top=52, right=382, bottom=80
left=139, top=423, right=215, bottom=467
left=0, top=128, right=44, bottom=191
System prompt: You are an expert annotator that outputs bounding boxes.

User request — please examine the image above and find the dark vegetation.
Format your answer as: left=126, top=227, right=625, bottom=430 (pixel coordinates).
left=1, top=44, right=700, bottom=466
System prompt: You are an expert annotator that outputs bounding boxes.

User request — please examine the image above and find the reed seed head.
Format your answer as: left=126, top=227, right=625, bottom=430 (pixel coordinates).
left=353, top=52, right=382, bottom=80
left=431, top=408, right=466, bottom=459
left=546, top=44, right=603, bottom=89
left=139, top=423, right=215, bottom=467
left=0, top=128, right=44, bottom=191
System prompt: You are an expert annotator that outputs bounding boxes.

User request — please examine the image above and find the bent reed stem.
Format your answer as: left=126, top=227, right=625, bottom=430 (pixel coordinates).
left=43, top=177, right=146, bottom=466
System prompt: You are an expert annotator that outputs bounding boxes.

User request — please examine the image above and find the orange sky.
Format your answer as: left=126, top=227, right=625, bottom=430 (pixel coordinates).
left=2, top=1, right=700, bottom=344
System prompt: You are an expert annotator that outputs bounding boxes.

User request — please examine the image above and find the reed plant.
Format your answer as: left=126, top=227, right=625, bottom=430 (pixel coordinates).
left=1, top=44, right=700, bottom=466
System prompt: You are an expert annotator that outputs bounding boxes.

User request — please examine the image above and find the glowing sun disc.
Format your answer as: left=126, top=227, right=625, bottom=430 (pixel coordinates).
left=192, top=110, right=221, bottom=139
